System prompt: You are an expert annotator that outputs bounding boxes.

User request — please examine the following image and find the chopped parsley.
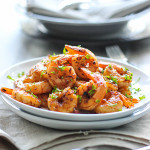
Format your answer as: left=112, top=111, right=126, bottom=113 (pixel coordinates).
left=51, top=94, right=58, bottom=99
left=40, top=70, right=45, bottom=78
left=124, top=74, right=132, bottom=81
left=52, top=86, right=62, bottom=93
left=133, top=87, right=141, bottom=92
left=96, top=100, right=100, bottom=103
left=18, top=72, right=25, bottom=78
left=63, top=47, right=67, bottom=54
left=122, top=66, right=128, bottom=71
left=101, top=69, right=104, bottom=74
left=106, top=76, right=118, bottom=84
left=88, top=84, right=96, bottom=96
left=74, top=87, right=77, bottom=94
left=57, top=66, right=66, bottom=71
left=85, top=54, right=90, bottom=59
left=125, top=94, right=133, bottom=99
left=108, top=64, right=112, bottom=69
left=7, top=75, right=15, bottom=81
left=77, top=95, right=82, bottom=103
left=30, top=93, right=38, bottom=98
left=49, top=53, right=56, bottom=58
left=51, top=71, right=55, bottom=74
left=118, top=109, right=122, bottom=111
left=133, top=77, right=141, bottom=85
left=108, top=103, right=117, bottom=106
left=139, top=95, right=146, bottom=100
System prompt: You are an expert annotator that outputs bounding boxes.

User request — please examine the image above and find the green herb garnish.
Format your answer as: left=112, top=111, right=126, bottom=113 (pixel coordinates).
left=85, top=54, right=90, bottom=59
left=125, top=94, right=133, bottom=99
left=139, top=95, right=146, bottom=100
left=30, top=92, right=38, bottom=98
left=96, top=100, right=100, bottom=103
left=122, top=66, right=128, bottom=71
left=124, top=75, right=132, bottom=81
left=63, top=47, right=67, bottom=55
left=57, top=66, right=66, bottom=71
left=52, top=86, right=62, bottom=93
left=77, top=95, right=82, bottom=103
left=7, top=75, right=15, bottom=81
left=88, top=84, right=96, bottom=96
left=51, top=71, right=55, bottom=74
left=108, top=64, right=112, bottom=69
left=18, top=72, right=25, bottom=78
left=51, top=94, right=58, bottom=99
left=133, top=77, right=141, bottom=85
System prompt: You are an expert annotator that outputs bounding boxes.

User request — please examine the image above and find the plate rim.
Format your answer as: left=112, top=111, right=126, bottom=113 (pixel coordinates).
left=2, top=94, right=150, bottom=130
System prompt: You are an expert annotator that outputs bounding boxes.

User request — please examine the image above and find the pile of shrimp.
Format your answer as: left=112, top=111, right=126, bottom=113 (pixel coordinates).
left=1, top=45, right=140, bottom=114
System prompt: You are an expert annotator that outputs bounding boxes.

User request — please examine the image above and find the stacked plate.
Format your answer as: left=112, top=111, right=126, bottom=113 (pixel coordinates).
left=0, top=57, right=150, bottom=130
left=18, top=0, right=150, bottom=41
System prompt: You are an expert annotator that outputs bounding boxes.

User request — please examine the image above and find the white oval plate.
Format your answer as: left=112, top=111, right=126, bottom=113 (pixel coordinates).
left=0, top=57, right=150, bottom=121
left=2, top=94, right=150, bottom=130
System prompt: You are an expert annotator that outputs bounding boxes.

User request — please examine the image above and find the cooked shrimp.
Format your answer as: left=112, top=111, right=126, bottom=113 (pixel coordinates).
left=119, top=93, right=134, bottom=108
left=21, top=81, right=52, bottom=95
left=106, top=81, right=118, bottom=91
left=11, top=88, right=41, bottom=107
left=76, top=68, right=107, bottom=110
left=47, top=58, right=76, bottom=89
left=15, top=75, right=35, bottom=89
left=103, top=63, right=132, bottom=90
left=1, top=87, right=13, bottom=95
left=94, top=91, right=123, bottom=113
left=37, top=93, right=49, bottom=108
left=65, top=45, right=99, bottom=79
left=75, top=80, right=87, bottom=87
left=29, top=62, right=48, bottom=82
left=48, top=87, right=77, bottom=113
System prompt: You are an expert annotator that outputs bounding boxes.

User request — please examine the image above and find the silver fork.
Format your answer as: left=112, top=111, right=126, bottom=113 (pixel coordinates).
left=106, top=45, right=128, bottom=63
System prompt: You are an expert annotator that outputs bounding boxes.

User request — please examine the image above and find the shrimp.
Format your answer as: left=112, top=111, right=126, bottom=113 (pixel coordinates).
left=75, top=80, right=87, bottom=87
left=65, top=45, right=99, bottom=79
left=21, top=81, right=52, bottom=95
left=119, top=93, right=134, bottom=108
left=101, top=63, right=132, bottom=91
left=48, top=87, right=77, bottom=113
left=76, top=68, right=107, bottom=110
left=47, top=57, right=76, bottom=89
left=37, top=93, right=49, bottom=108
left=94, top=91, right=123, bottom=113
left=29, top=62, right=48, bottom=82
left=1, top=87, right=13, bottom=95
left=12, top=88, right=41, bottom=107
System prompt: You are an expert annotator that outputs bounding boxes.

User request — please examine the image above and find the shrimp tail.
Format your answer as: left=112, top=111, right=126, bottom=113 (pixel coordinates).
left=81, top=68, right=106, bottom=87
left=1, top=87, right=13, bottom=95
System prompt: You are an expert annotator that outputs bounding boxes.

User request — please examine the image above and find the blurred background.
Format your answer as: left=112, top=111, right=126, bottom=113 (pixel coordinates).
left=0, top=0, right=150, bottom=74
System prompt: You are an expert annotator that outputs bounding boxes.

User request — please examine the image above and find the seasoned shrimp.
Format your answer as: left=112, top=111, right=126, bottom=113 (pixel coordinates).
left=119, top=93, right=134, bottom=108
left=29, top=62, right=48, bottom=82
left=47, top=58, right=76, bottom=89
left=15, top=75, right=35, bottom=89
left=21, top=81, right=52, bottom=95
left=37, top=93, right=49, bottom=108
left=65, top=45, right=99, bottom=79
left=48, top=87, right=77, bottom=113
left=12, top=88, right=41, bottom=107
left=76, top=68, right=107, bottom=110
left=94, top=91, right=123, bottom=113
left=101, top=63, right=132, bottom=92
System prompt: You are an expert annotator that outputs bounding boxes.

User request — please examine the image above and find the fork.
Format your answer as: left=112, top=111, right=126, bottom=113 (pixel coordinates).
left=106, top=45, right=128, bottom=63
